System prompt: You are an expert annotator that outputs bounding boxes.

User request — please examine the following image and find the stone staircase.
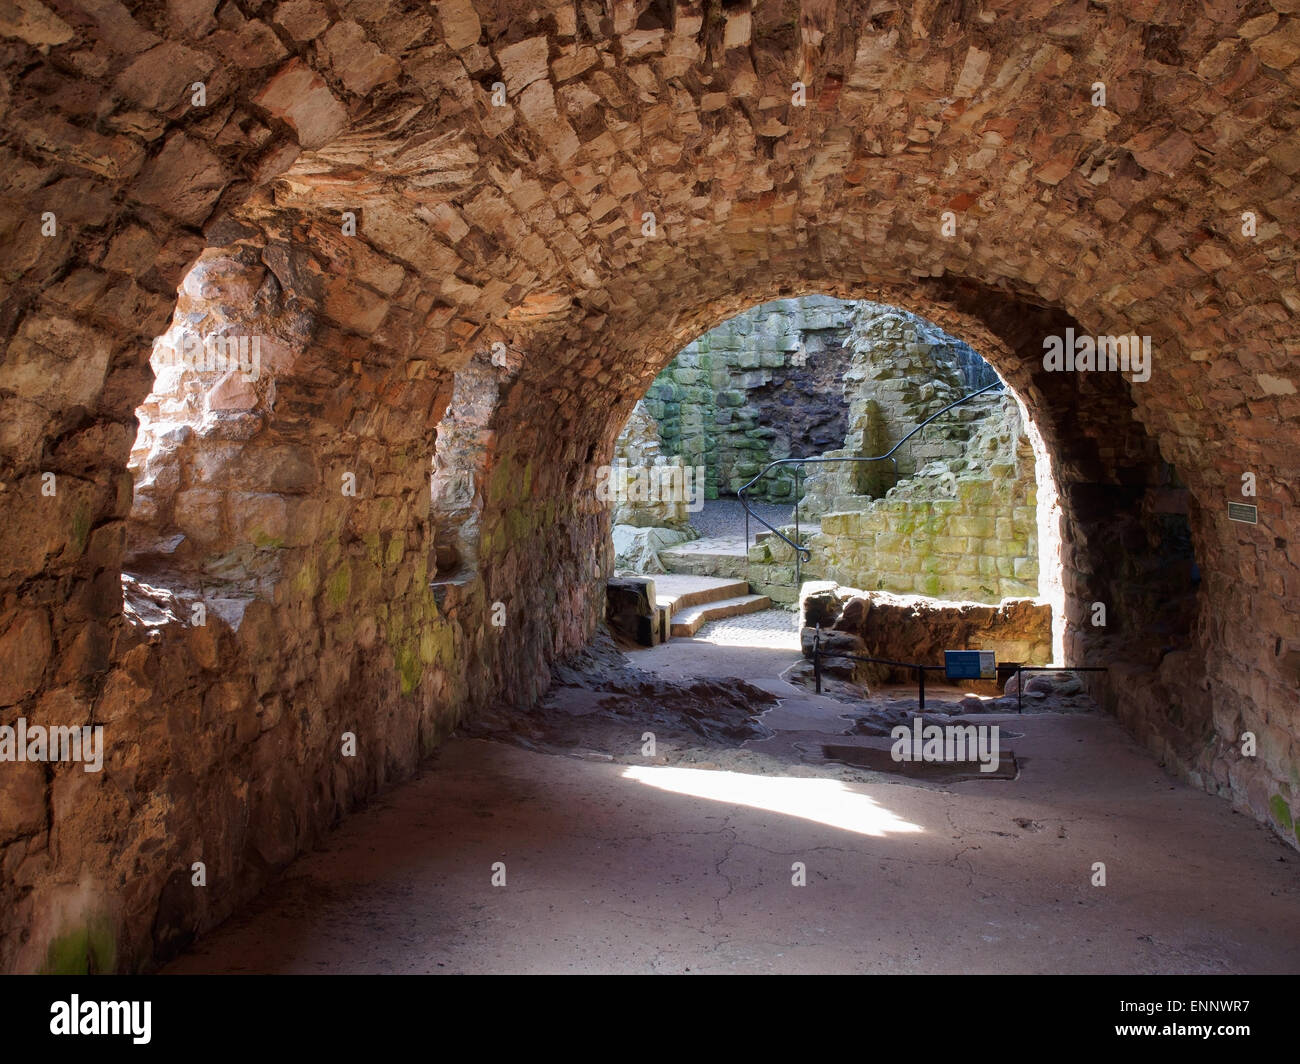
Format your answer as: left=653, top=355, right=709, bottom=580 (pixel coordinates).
left=647, top=574, right=772, bottom=638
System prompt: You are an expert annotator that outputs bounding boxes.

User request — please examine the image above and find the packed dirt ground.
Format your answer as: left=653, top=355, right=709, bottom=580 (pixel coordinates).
left=165, top=612, right=1300, bottom=975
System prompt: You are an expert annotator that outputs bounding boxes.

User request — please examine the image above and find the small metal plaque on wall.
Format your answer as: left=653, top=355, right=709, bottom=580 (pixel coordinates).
left=1228, top=502, right=1258, bottom=524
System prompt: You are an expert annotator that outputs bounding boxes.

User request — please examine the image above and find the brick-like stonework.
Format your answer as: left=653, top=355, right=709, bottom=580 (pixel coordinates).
left=610, top=399, right=696, bottom=529
left=641, top=295, right=855, bottom=501
left=751, top=392, right=1040, bottom=604
left=799, top=299, right=998, bottom=517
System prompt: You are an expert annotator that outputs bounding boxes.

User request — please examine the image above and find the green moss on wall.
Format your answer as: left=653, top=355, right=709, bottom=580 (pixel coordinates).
left=421, top=622, right=456, bottom=668
left=317, top=532, right=341, bottom=572
left=396, top=643, right=422, bottom=695
left=327, top=562, right=351, bottom=607
left=42, top=918, right=116, bottom=975
left=507, top=507, right=530, bottom=540
left=1269, top=794, right=1293, bottom=833
left=293, top=558, right=318, bottom=597
left=489, top=455, right=533, bottom=507
left=70, top=500, right=91, bottom=557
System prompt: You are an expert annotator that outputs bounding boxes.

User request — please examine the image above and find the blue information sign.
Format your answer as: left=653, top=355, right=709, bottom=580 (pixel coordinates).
left=945, top=650, right=996, bottom=681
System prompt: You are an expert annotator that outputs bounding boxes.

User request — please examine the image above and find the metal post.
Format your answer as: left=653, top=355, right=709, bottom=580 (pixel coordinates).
left=918, top=665, right=925, bottom=711
left=794, top=465, right=803, bottom=593
left=794, top=466, right=801, bottom=549
left=813, top=626, right=822, bottom=694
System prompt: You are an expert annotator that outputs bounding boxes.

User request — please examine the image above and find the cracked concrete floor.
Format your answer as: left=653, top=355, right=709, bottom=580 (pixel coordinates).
left=166, top=629, right=1300, bottom=974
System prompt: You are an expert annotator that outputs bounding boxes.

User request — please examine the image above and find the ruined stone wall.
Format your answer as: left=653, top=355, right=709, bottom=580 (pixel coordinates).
left=627, top=295, right=999, bottom=512
left=0, top=216, right=506, bottom=974
left=431, top=356, right=496, bottom=580
left=802, top=583, right=1054, bottom=687
left=640, top=295, right=854, bottom=502
left=799, top=300, right=998, bottom=519
left=752, top=394, right=1038, bottom=605
left=609, top=400, right=694, bottom=529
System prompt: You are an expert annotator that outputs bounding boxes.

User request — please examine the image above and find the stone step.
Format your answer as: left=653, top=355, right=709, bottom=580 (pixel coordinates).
left=648, top=574, right=752, bottom=613
left=755, top=525, right=819, bottom=545
left=670, top=593, right=773, bottom=637
left=659, top=547, right=749, bottom=580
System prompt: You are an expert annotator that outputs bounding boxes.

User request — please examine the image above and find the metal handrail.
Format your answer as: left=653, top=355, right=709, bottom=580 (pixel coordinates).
left=813, top=625, right=946, bottom=707
left=812, top=627, right=1109, bottom=713
left=738, top=380, right=1006, bottom=583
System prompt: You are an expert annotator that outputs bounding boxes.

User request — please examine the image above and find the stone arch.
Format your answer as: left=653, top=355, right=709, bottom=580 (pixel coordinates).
left=0, top=68, right=483, bottom=973
left=611, top=293, right=1054, bottom=603
left=486, top=268, right=1209, bottom=791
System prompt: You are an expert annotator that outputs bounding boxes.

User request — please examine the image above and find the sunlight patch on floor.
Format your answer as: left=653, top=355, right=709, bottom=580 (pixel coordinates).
left=622, top=765, right=925, bottom=837
left=692, top=611, right=801, bottom=650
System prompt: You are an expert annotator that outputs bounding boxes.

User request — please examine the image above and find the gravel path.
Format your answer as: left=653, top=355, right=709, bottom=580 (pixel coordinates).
left=687, top=497, right=793, bottom=539
left=694, top=607, right=801, bottom=648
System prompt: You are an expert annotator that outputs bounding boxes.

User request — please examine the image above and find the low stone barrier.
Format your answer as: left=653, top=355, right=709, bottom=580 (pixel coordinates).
left=800, top=581, right=1052, bottom=690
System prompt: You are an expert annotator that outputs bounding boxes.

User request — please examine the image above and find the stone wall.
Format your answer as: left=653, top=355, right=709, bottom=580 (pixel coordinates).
left=606, top=401, right=698, bottom=571
left=799, top=300, right=998, bottom=519
left=786, top=393, right=1039, bottom=605
left=625, top=295, right=1002, bottom=514
left=641, top=295, right=855, bottom=502
left=430, top=356, right=496, bottom=582
left=0, top=235, right=498, bottom=975
left=609, top=400, right=695, bottom=529
left=619, top=296, right=1035, bottom=611
left=801, top=582, right=1054, bottom=689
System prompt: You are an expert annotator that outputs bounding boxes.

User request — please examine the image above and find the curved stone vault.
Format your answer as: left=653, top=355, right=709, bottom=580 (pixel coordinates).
left=0, top=0, right=1296, bottom=972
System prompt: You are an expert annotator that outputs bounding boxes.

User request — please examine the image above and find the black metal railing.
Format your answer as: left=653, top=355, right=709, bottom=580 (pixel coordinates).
left=737, top=379, right=1005, bottom=587
left=811, top=626, right=1109, bottom=713
left=812, top=626, right=946, bottom=707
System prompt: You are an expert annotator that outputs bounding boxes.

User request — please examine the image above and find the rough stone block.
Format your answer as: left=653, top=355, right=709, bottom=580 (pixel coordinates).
left=253, top=59, right=347, bottom=149
left=0, top=608, right=52, bottom=706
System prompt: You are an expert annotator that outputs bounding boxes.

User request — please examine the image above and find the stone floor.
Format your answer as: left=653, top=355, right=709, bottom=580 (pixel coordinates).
left=663, top=533, right=750, bottom=557
left=694, top=607, right=802, bottom=647
left=164, top=617, right=1300, bottom=975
